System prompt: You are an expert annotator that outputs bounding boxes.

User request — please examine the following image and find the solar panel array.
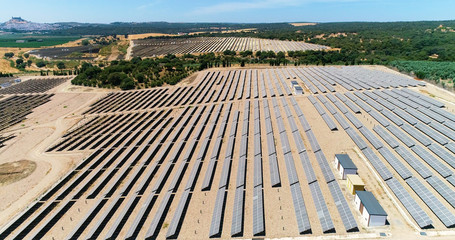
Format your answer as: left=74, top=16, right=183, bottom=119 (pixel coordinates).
left=3, top=66, right=455, bottom=240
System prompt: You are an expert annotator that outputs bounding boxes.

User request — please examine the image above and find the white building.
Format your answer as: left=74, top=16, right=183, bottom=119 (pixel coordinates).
left=293, top=86, right=303, bottom=95
left=355, top=191, right=387, bottom=227
left=334, top=154, right=357, bottom=179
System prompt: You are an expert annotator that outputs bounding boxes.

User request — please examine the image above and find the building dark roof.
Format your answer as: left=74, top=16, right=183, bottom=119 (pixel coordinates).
left=291, top=81, right=299, bottom=86
left=356, top=191, right=387, bottom=216
left=336, top=154, right=357, bottom=170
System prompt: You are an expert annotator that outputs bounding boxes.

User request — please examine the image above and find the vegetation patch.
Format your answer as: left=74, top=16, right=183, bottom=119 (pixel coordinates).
left=0, top=160, right=37, bottom=186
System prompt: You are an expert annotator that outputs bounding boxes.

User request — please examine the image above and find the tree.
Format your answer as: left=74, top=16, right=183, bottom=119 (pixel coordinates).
left=4, top=52, right=14, bottom=58
left=81, top=39, right=90, bottom=46
left=120, top=77, right=135, bottom=90
left=27, top=60, right=32, bottom=67
left=23, top=53, right=30, bottom=58
left=57, top=62, right=66, bottom=70
left=36, top=61, right=46, bottom=68
left=16, top=58, right=24, bottom=65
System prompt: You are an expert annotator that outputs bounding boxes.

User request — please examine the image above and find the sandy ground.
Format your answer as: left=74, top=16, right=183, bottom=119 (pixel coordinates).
left=1, top=66, right=455, bottom=240
left=0, top=79, right=104, bottom=227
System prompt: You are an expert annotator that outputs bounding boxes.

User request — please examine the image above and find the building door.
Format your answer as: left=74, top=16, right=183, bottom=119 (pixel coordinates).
left=359, top=202, right=364, bottom=214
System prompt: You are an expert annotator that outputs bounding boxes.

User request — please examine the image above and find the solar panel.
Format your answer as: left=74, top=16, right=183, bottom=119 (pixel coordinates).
left=444, top=121, right=455, bottom=131
left=368, top=110, right=390, bottom=127
left=365, top=98, right=384, bottom=112
left=236, top=155, right=247, bottom=188
left=280, top=132, right=292, bottom=154
left=284, top=152, right=299, bottom=185
left=426, top=176, right=455, bottom=208
left=334, top=101, right=349, bottom=114
left=297, top=151, right=317, bottom=184
left=427, top=144, right=455, bottom=169
left=268, top=153, right=281, bottom=187
left=373, top=125, right=399, bottom=149
left=386, top=125, right=416, bottom=148
left=145, top=192, right=172, bottom=239
left=321, top=113, right=338, bottom=131
left=289, top=182, right=312, bottom=234
left=326, top=94, right=338, bottom=103
left=405, top=108, right=432, bottom=124
left=378, top=147, right=413, bottom=180
left=306, top=130, right=321, bottom=152
left=293, top=131, right=306, bottom=153
left=333, top=113, right=350, bottom=130
left=401, top=124, right=432, bottom=147
left=345, top=128, right=368, bottom=150
left=344, top=112, right=363, bottom=129
left=446, top=142, right=455, bottom=155
left=361, top=147, right=393, bottom=181
left=231, top=187, right=244, bottom=237
left=386, top=178, right=433, bottom=229
left=428, top=122, right=455, bottom=141
left=344, top=100, right=361, bottom=113
left=321, top=100, right=338, bottom=115
left=446, top=175, right=455, bottom=187
left=309, top=181, right=335, bottom=233
left=359, top=126, right=384, bottom=150
left=381, top=109, right=403, bottom=126
left=335, top=92, right=348, bottom=102
left=419, top=107, right=446, bottom=123
left=254, top=155, right=263, bottom=188
left=395, top=146, right=432, bottom=179
left=415, top=123, right=449, bottom=146
left=327, top=181, right=358, bottom=232
left=314, top=151, right=336, bottom=183
left=252, top=186, right=265, bottom=236
left=288, top=117, right=299, bottom=132
left=297, top=115, right=312, bottom=132
left=209, top=188, right=227, bottom=238
left=166, top=190, right=191, bottom=238
left=393, top=109, right=418, bottom=126
left=411, top=145, right=453, bottom=178
left=431, top=107, right=455, bottom=122
left=406, top=177, right=455, bottom=228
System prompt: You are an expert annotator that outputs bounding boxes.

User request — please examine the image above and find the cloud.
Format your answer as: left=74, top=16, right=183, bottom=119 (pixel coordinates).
left=191, top=0, right=362, bottom=15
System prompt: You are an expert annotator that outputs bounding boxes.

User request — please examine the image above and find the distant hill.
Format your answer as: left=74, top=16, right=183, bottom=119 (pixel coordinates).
left=0, top=17, right=61, bottom=31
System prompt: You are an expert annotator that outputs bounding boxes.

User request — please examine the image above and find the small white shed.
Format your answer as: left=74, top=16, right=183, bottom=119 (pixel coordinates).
left=293, top=86, right=303, bottom=95
left=355, top=191, right=387, bottom=227
left=334, top=154, right=357, bottom=179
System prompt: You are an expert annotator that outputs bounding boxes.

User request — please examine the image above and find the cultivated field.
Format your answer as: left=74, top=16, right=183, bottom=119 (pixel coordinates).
left=1, top=66, right=455, bottom=240
left=132, top=37, right=329, bottom=57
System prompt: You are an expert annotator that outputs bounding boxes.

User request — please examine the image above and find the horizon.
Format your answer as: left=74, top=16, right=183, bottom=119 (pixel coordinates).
left=1, top=0, right=455, bottom=24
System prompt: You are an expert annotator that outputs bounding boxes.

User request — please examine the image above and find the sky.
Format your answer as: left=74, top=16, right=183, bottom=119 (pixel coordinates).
left=0, top=0, right=454, bottom=24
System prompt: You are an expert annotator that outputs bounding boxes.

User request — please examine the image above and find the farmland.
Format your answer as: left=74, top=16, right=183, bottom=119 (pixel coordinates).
left=0, top=34, right=81, bottom=48
left=1, top=65, right=455, bottom=239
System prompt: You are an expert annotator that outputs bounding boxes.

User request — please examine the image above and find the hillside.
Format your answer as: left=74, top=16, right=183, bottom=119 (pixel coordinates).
left=0, top=17, right=60, bottom=31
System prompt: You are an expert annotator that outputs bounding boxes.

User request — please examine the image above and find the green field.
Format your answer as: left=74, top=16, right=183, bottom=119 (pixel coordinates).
left=0, top=34, right=81, bottom=48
